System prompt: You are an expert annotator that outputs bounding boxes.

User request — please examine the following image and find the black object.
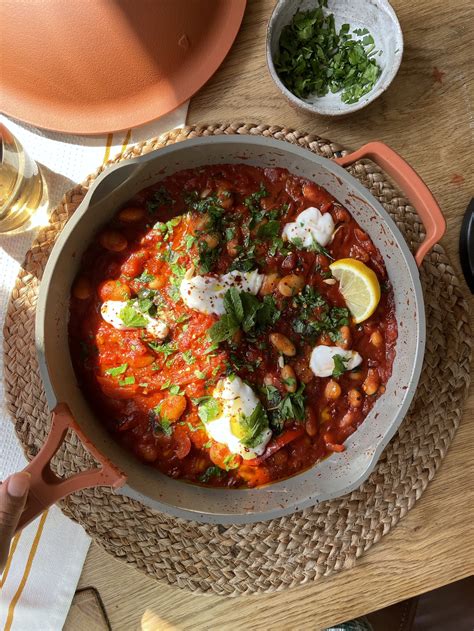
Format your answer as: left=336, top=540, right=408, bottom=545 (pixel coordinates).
left=459, top=198, right=474, bottom=293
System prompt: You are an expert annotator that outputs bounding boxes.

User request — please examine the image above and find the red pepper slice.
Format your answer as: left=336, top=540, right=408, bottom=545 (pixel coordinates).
left=245, top=428, right=305, bottom=466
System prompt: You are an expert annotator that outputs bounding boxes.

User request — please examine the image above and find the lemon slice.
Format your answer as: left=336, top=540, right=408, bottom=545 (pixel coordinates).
left=329, top=258, right=381, bottom=324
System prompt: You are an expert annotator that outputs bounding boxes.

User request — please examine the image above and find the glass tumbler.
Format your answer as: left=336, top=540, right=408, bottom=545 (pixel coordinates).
left=0, top=124, right=48, bottom=234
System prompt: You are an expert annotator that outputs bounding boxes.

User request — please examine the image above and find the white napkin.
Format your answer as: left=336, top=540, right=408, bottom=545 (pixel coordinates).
left=0, top=102, right=189, bottom=631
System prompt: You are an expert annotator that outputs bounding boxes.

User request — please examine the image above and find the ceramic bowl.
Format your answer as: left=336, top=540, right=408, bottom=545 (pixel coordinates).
left=266, top=0, right=404, bottom=116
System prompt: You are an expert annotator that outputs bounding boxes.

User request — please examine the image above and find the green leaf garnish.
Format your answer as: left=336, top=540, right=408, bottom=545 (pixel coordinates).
left=105, top=363, right=128, bottom=377
left=199, top=465, right=223, bottom=483
left=197, top=397, right=221, bottom=424
left=263, top=383, right=306, bottom=434
left=209, top=289, right=280, bottom=345
left=332, top=354, right=350, bottom=378
left=119, top=303, right=148, bottom=328
left=274, top=2, right=382, bottom=105
left=146, top=187, right=173, bottom=213
left=234, top=402, right=270, bottom=449
left=119, top=376, right=135, bottom=386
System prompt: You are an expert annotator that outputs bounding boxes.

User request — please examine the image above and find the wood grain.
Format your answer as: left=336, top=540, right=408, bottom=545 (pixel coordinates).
left=70, top=0, right=473, bottom=628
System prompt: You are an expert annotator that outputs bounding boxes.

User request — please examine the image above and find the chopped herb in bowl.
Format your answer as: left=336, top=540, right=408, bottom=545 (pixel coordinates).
left=268, top=0, right=403, bottom=115
left=275, top=1, right=382, bottom=105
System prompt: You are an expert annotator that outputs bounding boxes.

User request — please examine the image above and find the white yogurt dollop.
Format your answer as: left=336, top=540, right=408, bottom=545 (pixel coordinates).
left=179, top=269, right=263, bottom=315
left=282, top=206, right=335, bottom=248
left=310, top=345, right=362, bottom=378
left=101, top=300, right=169, bottom=339
left=205, top=376, right=272, bottom=460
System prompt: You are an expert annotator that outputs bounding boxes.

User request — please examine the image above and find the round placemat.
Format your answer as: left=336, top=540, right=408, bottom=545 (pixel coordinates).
left=4, top=123, right=472, bottom=596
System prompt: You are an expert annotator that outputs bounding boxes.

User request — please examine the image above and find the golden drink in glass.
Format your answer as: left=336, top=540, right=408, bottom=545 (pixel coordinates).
left=0, top=124, right=48, bottom=234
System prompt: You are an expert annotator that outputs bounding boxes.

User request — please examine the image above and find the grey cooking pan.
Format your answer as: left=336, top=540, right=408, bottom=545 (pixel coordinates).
left=17, top=135, right=445, bottom=528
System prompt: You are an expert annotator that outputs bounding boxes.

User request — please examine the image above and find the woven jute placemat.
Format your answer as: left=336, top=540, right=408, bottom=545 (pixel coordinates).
left=4, top=123, right=472, bottom=596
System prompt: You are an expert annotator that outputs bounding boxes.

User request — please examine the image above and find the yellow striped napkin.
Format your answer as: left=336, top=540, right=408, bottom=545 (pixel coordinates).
left=0, top=103, right=188, bottom=631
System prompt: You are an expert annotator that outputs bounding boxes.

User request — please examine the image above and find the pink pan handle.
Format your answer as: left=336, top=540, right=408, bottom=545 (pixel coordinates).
left=335, top=141, right=446, bottom=267
left=16, top=403, right=126, bottom=533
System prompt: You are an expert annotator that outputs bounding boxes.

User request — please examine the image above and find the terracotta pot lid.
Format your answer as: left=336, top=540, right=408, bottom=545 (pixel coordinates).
left=0, top=0, right=246, bottom=135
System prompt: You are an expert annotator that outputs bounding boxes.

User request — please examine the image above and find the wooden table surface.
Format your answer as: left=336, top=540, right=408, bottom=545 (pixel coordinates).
left=68, top=1, right=473, bottom=629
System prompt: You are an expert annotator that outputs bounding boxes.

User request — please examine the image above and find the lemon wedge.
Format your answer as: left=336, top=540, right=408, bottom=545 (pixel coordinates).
left=329, top=258, right=381, bottom=324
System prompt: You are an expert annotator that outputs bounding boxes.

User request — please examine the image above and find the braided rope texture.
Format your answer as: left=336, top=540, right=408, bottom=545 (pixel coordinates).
left=3, top=123, right=472, bottom=596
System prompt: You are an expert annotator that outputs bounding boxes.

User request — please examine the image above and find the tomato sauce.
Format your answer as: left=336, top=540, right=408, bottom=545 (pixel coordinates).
left=69, top=164, right=397, bottom=488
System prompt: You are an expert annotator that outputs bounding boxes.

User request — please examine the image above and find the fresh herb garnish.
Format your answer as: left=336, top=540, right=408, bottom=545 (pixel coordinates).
left=209, top=288, right=278, bottom=345
left=146, top=187, right=173, bottom=213
left=149, top=403, right=173, bottom=436
left=199, top=465, right=223, bottom=483
left=229, top=243, right=259, bottom=272
left=197, top=239, right=219, bottom=274
left=257, top=220, right=281, bottom=240
left=292, top=286, right=349, bottom=342
left=235, top=402, right=269, bottom=449
left=197, top=397, right=221, bottom=424
left=275, top=2, right=382, bottom=105
left=136, top=270, right=155, bottom=284
left=148, top=341, right=177, bottom=358
left=119, top=303, right=148, bottom=328
left=119, top=375, right=136, bottom=386
left=332, top=354, right=349, bottom=378
left=182, top=350, right=196, bottom=365
left=167, top=261, right=186, bottom=302
left=263, top=384, right=306, bottom=433
left=308, top=238, right=333, bottom=259
left=243, top=184, right=268, bottom=224
left=105, top=363, right=128, bottom=377
left=223, top=454, right=240, bottom=470
left=184, top=234, right=197, bottom=250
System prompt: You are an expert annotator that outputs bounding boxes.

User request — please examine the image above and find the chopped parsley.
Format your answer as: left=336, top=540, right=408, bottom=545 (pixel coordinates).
left=119, top=303, right=148, bottom=328
left=167, top=261, right=186, bottom=302
left=292, top=286, right=349, bottom=342
left=229, top=243, right=259, bottom=272
left=223, top=454, right=240, bottom=470
left=184, top=234, right=197, bottom=250
left=148, top=341, right=176, bottom=357
left=161, top=382, right=183, bottom=395
left=243, top=183, right=268, bottom=225
left=263, top=384, right=306, bottom=433
left=275, top=2, right=382, bottom=105
left=182, top=350, right=196, bottom=365
left=209, top=288, right=279, bottom=345
left=199, top=465, right=223, bottom=483
left=105, top=363, right=128, bottom=377
left=332, top=354, right=349, bottom=378
left=257, top=220, right=280, bottom=240
left=197, top=239, right=219, bottom=274
left=146, top=187, right=173, bottom=213
left=150, top=403, right=173, bottom=436
left=119, top=375, right=136, bottom=386
left=197, top=397, right=221, bottom=424
left=136, top=270, right=155, bottom=284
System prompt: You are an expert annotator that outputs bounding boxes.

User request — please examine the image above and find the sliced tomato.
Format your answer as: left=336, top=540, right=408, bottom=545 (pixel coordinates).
left=245, top=428, right=305, bottom=466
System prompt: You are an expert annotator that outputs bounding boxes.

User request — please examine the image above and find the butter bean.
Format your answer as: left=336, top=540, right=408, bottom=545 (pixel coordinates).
left=99, top=230, right=128, bottom=252
left=278, top=274, right=305, bottom=297
left=281, top=365, right=297, bottom=393
left=269, top=333, right=296, bottom=356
